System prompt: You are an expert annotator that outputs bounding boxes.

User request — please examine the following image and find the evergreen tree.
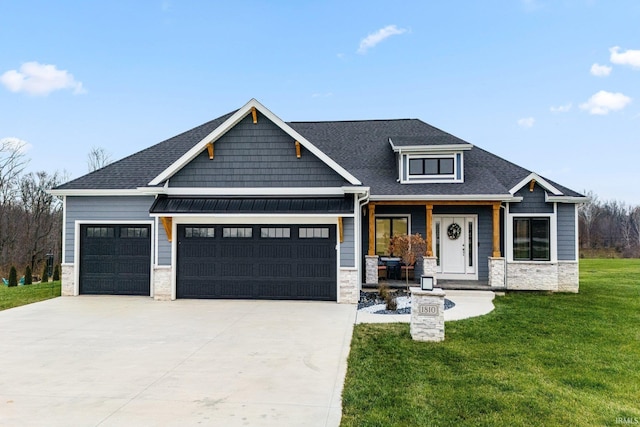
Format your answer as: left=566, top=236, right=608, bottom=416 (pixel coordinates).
left=41, top=263, right=49, bottom=283
left=53, top=264, right=60, bottom=281
left=25, top=266, right=32, bottom=285
left=8, top=266, right=18, bottom=287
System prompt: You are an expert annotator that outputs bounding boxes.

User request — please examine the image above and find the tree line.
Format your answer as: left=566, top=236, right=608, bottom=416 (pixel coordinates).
left=578, top=191, right=640, bottom=258
left=0, top=138, right=64, bottom=281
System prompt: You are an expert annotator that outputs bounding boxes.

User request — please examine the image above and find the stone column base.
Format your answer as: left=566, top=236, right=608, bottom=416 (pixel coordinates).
left=410, top=287, right=445, bottom=342
left=61, top=263, right=76, bottom=296
left=421, top=256, right=438, bottom=278
left=153, top=266, right=173, bottom=301
left=365, top=255, right=379, bottom=285
left=339, top=268, right=359, bottom=304
left=488, top=257, right=506, bottom=289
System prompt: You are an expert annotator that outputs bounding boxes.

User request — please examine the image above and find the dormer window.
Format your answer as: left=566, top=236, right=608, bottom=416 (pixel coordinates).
left=409, top=156, right=455, bottom=177
left=401, top=153, right=463, bottom=183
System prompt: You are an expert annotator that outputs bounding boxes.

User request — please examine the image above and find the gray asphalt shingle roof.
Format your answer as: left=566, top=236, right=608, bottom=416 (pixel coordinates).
left=55, top=111, right=582, bottom=198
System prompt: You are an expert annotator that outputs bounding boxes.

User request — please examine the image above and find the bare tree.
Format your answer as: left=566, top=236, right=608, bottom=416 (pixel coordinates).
left=578, top=190, right=600, bottom=249
left=87, top=146, right=112, bottom=172
left=0, top=138, right=30, bottom=267
left=19, top=171, right=63, bottom=270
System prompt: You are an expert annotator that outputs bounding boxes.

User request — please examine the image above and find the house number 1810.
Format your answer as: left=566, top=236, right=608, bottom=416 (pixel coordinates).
left=418, top=304, right=438, bottom=316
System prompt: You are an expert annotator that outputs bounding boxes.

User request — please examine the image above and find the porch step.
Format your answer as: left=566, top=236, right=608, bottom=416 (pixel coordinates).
left=365, top=279, right=492, bottom=292
left=437, top=280, right=491, bottom=291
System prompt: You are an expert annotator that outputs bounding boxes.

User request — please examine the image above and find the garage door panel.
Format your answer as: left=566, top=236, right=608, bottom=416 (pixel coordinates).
left=177, top=224, right=336, bottom=300
left=80, top=224, right=151, bottom=296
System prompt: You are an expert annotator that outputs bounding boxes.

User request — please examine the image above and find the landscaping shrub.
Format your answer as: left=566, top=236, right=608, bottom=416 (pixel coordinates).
left=53, top=265, right=60, bottom=281
left=378, top=282, right=398, bottom=311
left=25, top=266, right=32, bottom=285
left=41, top=264, right=49, bottom=283
left=8, top=266, right=18, bottom=287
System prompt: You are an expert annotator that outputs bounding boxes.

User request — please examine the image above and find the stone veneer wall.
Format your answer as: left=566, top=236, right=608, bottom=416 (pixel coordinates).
left=339, top=268, right=359, bottom=304
left=61, top=264, right=75, bottom=296
left=507, top=262, right=566, bottom=291
left=153, top=266, right=173, bottom=301
left=422, top=256, right=438, bottom=278
left=557, top=261, right=579, bottom=293
left=365, top=255, right=379, bottom=285
left=488, top=257, right=506, bottom=289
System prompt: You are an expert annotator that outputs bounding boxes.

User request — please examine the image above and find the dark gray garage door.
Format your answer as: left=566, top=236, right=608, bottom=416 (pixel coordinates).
left=79, top=224, right=151, bottom=295
left=177, top=224, right=337, bottom=300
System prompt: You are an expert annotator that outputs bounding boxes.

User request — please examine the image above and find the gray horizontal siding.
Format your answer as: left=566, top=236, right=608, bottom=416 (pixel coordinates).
left=157, top=225, right=171, bottom=265
left=557, top=203, right=577, bottom=261
left=169, top=113, right=347, bottom=188
left=64, top=196, right=154, bottom=264
left=340, top=217, right=355, bottom=268
left=510, top=185, right=554, bottom=214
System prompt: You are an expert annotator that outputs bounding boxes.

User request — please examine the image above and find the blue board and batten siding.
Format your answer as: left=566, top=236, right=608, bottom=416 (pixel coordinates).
left=557, top=203, right=576, bottom=261
left=169, top=113, right=348, bottom=188
left=510, top=185, right=554, bottom=214
left=64, top=196, right=156, bottom=264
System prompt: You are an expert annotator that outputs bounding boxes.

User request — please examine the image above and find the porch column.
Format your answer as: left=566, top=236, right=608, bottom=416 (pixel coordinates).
left=368, top=203, right=375, bottom=256
left=365, top=204, right=379, bottom=284
left=426, top=204, right=433, bottom=257
left=492, top=202, right=501, bottom=257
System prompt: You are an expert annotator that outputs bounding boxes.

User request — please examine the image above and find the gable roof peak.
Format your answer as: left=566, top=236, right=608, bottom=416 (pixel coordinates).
left=147, top=98, right=362, bottom=187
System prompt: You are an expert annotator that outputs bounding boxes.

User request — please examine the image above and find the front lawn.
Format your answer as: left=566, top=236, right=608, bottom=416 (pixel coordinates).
left=0, top=281, right=61, bottom=311
left=341, top=259, right=640, bottom=426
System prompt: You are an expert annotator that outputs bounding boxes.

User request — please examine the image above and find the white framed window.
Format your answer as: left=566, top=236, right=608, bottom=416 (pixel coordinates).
left=401, top=153, right=463, bottom=183
left=374, top=216, right=410, bottom=256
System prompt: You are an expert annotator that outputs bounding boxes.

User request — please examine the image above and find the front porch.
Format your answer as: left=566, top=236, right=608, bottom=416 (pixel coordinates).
left=364, top=200, right=506, bottom=289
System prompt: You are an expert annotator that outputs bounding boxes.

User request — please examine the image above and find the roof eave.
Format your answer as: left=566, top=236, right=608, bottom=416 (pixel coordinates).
left=389, top=138, right=473, bottom=153
left=369, top=194, right=522, bottom=202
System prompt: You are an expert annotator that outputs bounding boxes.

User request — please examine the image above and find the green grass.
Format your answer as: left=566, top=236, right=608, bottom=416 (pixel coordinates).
left=0, top=281, right=61, bottom=311
left=341, top=259, right=640, bottom=427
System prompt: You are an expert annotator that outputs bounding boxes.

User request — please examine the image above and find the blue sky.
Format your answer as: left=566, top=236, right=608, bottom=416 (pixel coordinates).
left=1, top=0, right=639, bottom=203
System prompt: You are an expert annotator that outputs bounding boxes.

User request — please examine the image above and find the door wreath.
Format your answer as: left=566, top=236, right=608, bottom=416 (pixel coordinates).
left=447, top=223, right=462, bottom=240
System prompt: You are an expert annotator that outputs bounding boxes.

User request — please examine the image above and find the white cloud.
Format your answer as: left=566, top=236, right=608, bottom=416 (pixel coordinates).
left=357, top=25, right=407, bottom=54
left=610, top=46, right=640, bottom=69
left=0, top=137, right=32, bottom=153
left=590, top=63, right=612, bottom=77
left=517, top=117, right=535, bottom=128
left=579, top=90, right=631, bottom=115
left=0, top=62, right=86, bottom=96
left=550, top=103, right=572, bottom=113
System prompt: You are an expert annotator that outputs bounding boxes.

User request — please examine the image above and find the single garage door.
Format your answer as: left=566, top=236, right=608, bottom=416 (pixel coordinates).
left=79, top=224, right=151, bottom=295
left=177, top=224, right=337, bottom=300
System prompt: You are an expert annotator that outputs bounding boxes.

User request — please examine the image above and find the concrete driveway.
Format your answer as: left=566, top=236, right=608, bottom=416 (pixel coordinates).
left=0, top=297, right=356, bottom=427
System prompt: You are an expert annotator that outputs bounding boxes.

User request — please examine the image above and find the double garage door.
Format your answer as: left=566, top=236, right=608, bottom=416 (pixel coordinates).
left=79, top=223, right=337, bottom=301
left=177, top=224, right=337, bottom=300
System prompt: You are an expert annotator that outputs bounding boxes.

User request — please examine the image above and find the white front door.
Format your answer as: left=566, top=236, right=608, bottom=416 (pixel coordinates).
left=433, top=215, right=478, bottom=280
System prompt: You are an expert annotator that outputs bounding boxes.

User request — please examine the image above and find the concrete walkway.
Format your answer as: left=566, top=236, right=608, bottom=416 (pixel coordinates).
left=0, top=297, right=356, bottom=427
left=355, top=289, right=496, bottom=324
